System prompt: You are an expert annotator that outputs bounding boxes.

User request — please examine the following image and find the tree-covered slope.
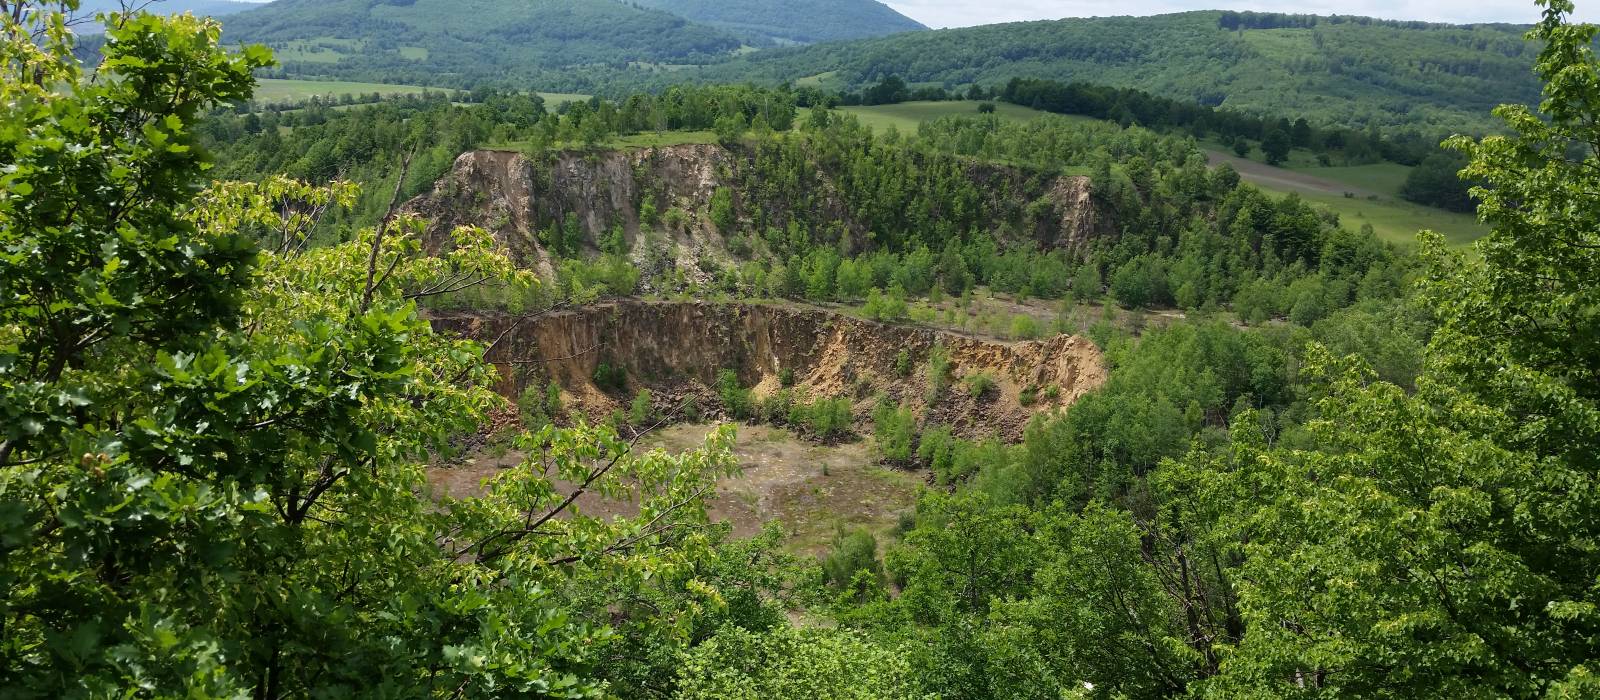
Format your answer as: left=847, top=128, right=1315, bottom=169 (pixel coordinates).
left=695, top=10, right=1542, bottom=133
left=220, top=0, right=742, bottom=88
left=632, top=0, right=926, bottom=44
left=77, top=0, right=258, bottom=16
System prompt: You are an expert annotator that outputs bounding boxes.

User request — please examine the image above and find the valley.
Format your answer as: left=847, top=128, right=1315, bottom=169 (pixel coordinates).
left=9, top=2, right=1598, bottom=698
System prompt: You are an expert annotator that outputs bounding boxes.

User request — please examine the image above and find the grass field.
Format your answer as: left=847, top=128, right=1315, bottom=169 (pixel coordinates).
left=253, top=79, right=436, bottom=104
left=253, top=79, right=591, bottom=110
left=1284, top=162, right=1413, bottom=196
left=837, top=100, right=1063, bottom=133
left=1290, top=190, right=1487, bottom=248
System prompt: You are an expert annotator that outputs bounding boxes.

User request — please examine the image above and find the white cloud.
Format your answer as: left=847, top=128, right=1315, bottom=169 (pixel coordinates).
left=884, top=0, right=1596, bottom=28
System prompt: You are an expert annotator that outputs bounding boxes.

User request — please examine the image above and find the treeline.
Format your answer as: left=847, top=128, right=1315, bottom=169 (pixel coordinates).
left=824, top=73, right=1473, bottom=208
left=997, top=76, right=1443, bottom=166
left=201, top=84, right=799, bottom=236
left=1217, top=10, right=1497, bottom=32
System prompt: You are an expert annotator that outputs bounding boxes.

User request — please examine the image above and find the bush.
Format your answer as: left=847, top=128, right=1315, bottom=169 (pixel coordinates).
left=629, top=389, right=654, bottom=426
left=543, top=381, right=564, bottom=417
left=682, top=394, right=702, bottom=422
left=1010, top=314, right=1040, bottom=339
left=639, top=194, right=658, bottom=228
left=517, top=384, right=550, bottom=429
left=862, top=287, right=908, bottom=322
left=675, top=626, right=917, bottom=700
left=1019, top=385, right=1038, bottom=406
left=893, top=349, right=912, bottom=377
left=593, top=362, right=627, bottom=393
left=800, top=397, right=854, bottom=441
left=664, top=206, right=688, bottom=231
left=821, top=527, right=882, bottom=589
left=871, top=400, right=917, bottom=464
left=964, top=372, right=997, bottom=399
left=926, top=344, right=952, bottom=398
left=779, top=367, right=796, bottom=387
left=710, top=186, right=735, bottom=232
left=717, top=369, right=752, bottom=419
left=977, top=101, right=997, bottom=114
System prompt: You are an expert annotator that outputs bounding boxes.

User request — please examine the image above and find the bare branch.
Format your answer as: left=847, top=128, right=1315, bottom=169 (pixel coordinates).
left=360, top=150, right=415, bottom=315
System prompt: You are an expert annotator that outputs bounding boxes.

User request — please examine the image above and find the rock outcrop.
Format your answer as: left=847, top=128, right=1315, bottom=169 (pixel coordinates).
left=430, top=300, right=1106, bottom=441
left=403, top=145, right=1111, bottom=284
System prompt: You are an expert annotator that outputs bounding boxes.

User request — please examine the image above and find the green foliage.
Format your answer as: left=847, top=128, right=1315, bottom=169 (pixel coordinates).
left=778, top=367, right=797, bottom=387
left=822, top=527, right=883, bottom=589
left=1401, top=150, right=1477, bottom=212
left=630, top=389, right=655, bottom=425
left=633, top=0, right=925, bottom=44
left=0, top=10, right=742, bottom=695
left=593, top=361, right=629, bottom=393
left=893, top=349, right=913, bottom=377
left=698, top=11, right=1541, bottom=133
left=861, top=286, right=909, bottom=322
left=791, top=396, right=854, bottom=441
left=674, top=625, right=921, bottom=700
left=716, top=369, right=752, bottom=419
left=709, top=186, right=736, bottom=232
left=962, top=372, right=997, bottom=399
left=925, top=344, right=952, bottom=398
left=871, top=401, right=917, bottom=464
left=1008, top=314, right=1040, bottom=339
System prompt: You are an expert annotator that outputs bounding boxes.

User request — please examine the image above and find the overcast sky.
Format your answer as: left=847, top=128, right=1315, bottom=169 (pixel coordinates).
left=883, top=0, right=1595, bottom=28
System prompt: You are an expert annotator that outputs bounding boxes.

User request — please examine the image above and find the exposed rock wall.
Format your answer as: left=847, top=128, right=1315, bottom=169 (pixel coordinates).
left=430, top=301, right=1106, bottom=441
left=403, top=145, right=1111, bottom=283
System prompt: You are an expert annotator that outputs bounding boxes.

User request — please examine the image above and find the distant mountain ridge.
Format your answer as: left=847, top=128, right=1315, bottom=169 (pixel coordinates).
left=202, top=4, right=1543, bottom=132
left=220, top=0, right=743, bottom=87
left=688, top=10, right=1542, bottom=133
left=631, top=0, right=927, bottom=44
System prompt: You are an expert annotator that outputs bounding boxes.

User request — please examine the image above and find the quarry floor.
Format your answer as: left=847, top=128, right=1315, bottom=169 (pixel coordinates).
left=428, top=423, right=922, bottom=556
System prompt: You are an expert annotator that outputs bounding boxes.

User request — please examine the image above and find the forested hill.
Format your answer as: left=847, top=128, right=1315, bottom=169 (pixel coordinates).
left=690, top=10, right=1542, bottom=133
left=220, top=0, right=743, bottom=88
left=631, top=0, right=927, bottom=44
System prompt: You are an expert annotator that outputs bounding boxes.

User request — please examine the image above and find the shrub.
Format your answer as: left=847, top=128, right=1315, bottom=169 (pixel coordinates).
left=779, top=367, right=796, bottom=387
left=710, top=187, right=735, bottom=232
left=1019, top=385, right=1038, bottom=406
left=639, top=194, right=658, bottom=228
left=861, top=287, right=908, bottom=322
left=801, top=397, right=854, bottom=441
left=1009, top=314, right=1040, bottom=339
left=1042, top=385, right=1062, bottom=402
left=664, top=206, right=688, bottom=231
left=871, top=401, right=916, bottom=464
left=682, top=394, right=702, bottom=422
left=717, top=369, right=752, bottom=419
left=517, top=384, right=550, bottom=429
left=543, top=381, right=564, bottom=417
left=821, top=527, right=882, bottom=589
left=593, top=362, right=627, bottom=393
left=964, top=372, right=997, bottom=399
left=926, top=344, right=952, bottom=398
left=893, top=349, right=912, bottom=378
left=629, top=389, right=654, bottom=426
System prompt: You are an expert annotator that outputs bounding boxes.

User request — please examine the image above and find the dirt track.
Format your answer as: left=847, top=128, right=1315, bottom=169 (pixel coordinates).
left=1204, top=150, right=1383, bottom=199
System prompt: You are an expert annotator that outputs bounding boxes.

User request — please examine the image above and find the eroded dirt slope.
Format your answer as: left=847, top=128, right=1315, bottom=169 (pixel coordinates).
left=431, top=300, right=1106, bottom=441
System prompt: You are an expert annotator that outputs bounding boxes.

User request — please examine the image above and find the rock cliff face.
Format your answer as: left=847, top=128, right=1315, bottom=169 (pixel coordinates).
left=403, top=144, right=1110, bottom=283
left=430, top=301, right=1106, bottom=441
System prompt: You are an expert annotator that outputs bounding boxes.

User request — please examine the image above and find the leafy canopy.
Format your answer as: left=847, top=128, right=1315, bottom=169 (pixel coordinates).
left=0, top=3, right=738, bottom=696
